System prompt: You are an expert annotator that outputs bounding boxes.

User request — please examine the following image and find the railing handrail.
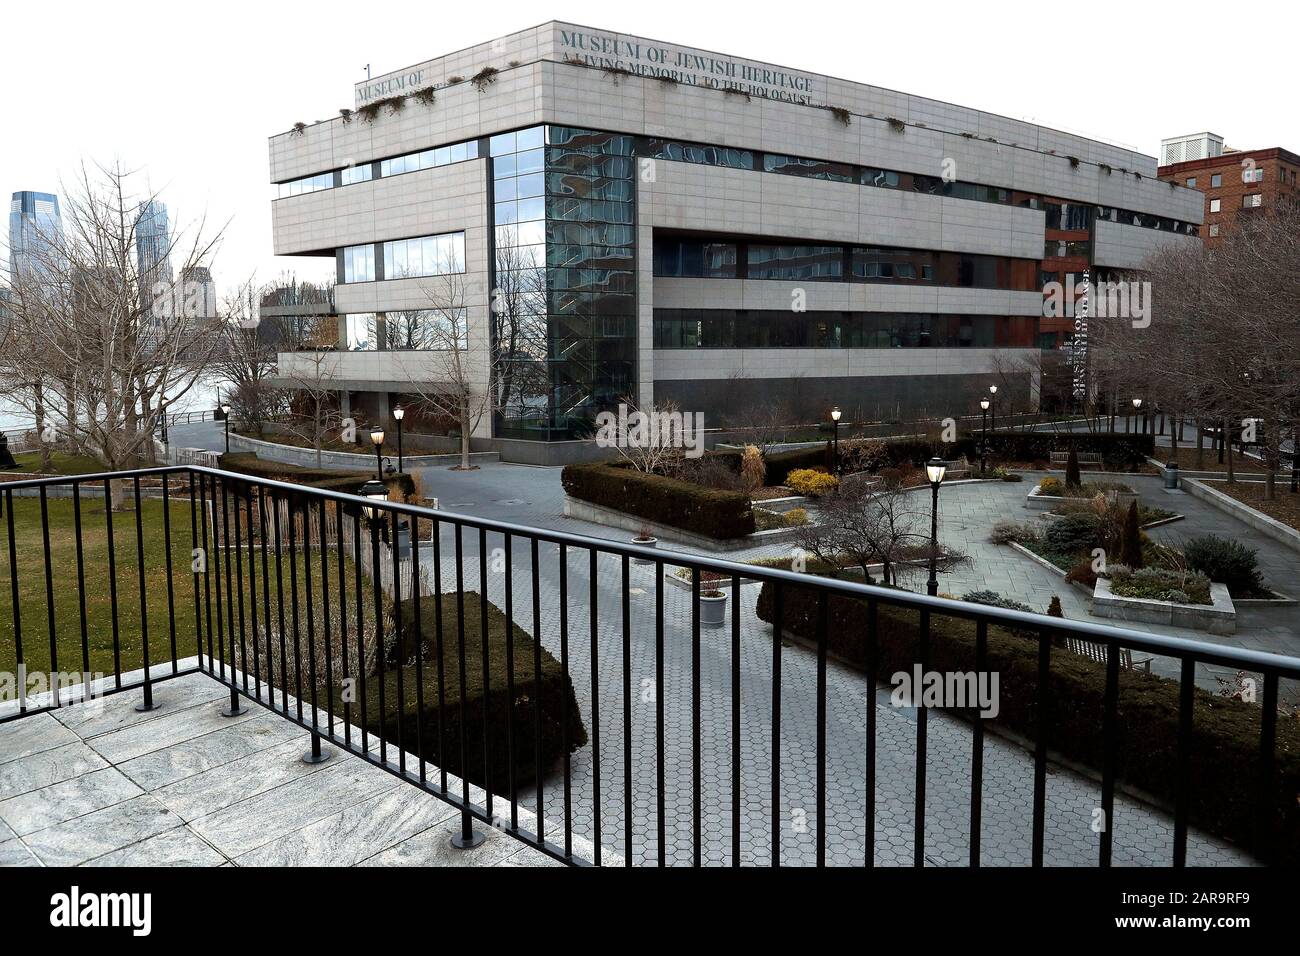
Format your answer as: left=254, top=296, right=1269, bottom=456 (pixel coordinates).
left=7, top=463, right=1300, bottom=680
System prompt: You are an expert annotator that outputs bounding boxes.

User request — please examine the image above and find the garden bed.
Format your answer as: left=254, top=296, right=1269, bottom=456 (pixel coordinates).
left=1091, top=577, right=1236, bottom=634
left=754, top=579, right=1300, bottom=862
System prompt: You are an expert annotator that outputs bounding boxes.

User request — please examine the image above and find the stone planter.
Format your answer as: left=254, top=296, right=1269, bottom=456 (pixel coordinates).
left=631, top=536, right=657, bottom=565
left=1090, top=577, right=1236, bottom=634
left=1027, top=484, right=1139, bottom=512
left=698, top=590, right=728, bottom=628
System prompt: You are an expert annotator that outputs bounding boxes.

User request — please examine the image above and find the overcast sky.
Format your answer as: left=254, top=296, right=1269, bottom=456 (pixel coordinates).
left=5, top=0, right=1295, bottom=289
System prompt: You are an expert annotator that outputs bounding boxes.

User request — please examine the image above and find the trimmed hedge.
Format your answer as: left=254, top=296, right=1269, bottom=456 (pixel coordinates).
left=219, top=452, right=415, bottom=498
left=334, top=591, right=587, bottom=797
left=756, top=579, right=1300, bottom=862
left=561, top=461, right=755, bottom=538
left=955, top=432, right=1155, bottom=469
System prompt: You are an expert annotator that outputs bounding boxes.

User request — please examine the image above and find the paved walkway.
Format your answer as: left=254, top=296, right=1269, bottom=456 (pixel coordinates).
left=401, top=462, right=1267, bottom=866
left=0, top=672, right=556, bottom=867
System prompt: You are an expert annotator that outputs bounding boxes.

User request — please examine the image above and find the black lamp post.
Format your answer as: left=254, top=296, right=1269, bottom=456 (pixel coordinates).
left=370, top=426, right=385, bottom=481
left=1131, top=397, right=1143, bottom=434
left=1292, top=427, right=1298, bottom=494
left=925, top=458, right=947, bottom=597
left=220, top=401, right=230, bottom=454
left=393, top=406, right=405, bottom=473
left=988, top=384, right=998, bottom=435
left=979, top=398, right=990, bottom=475
left=831, top=406, right=842, bottom=475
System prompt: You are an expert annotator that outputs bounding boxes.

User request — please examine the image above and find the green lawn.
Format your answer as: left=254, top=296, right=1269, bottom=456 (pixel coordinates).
left=10, top=451, right=111, bottom=476
left=0, top=496, right=379, bottom=688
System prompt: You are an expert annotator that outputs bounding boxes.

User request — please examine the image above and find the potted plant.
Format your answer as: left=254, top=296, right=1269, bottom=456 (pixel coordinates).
left=698, top=588, right=728, bottom=628
left=632, top=523, right=657, bottom=564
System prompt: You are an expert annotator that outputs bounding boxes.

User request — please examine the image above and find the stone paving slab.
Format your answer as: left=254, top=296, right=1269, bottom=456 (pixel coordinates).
left=0, top=671, right=550, bottom=867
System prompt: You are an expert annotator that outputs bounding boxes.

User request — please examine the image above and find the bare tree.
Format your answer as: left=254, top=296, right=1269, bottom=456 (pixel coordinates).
left=392, top=267, right=487, bottom=471
left=0, top=162, right=224, bottom=503
left=212, top=276, right=288, bottom=437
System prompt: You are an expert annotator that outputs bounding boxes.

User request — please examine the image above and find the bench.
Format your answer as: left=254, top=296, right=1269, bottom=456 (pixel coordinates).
left=936, top=458, right=970, bottom=480
left=1062, top=636, right=1152, bottom=673
left=1050, top=451, right=1103, bottom=470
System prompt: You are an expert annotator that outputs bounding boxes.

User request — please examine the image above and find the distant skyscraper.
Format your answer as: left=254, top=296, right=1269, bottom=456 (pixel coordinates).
left=136, top=200, right=173, bottom=313
left=8, top=191, right=63, bottom=284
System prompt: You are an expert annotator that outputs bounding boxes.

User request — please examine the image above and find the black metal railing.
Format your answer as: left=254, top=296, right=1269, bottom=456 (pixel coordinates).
left=1, top=464, right=1298, bottom=867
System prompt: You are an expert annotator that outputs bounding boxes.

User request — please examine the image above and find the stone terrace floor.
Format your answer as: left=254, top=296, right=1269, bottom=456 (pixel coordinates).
left=0, top=672, right=557, bottom=867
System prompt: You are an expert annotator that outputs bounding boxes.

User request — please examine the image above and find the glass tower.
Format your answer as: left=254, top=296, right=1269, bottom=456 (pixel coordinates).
left=8, top=191, right=63, bottom=284
left=136, top=200, right=173, bottom=313
left=489, top=126, right=637, bottom=440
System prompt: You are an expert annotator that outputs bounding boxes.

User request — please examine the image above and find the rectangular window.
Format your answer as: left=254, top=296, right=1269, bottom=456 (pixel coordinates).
left=1208, top=224, right=1220, bottom=237
left=344, top=313, right=377, bottom=350
left=342, top=164, right=372, bottom=185
left=1211, top=173, right=1222, bottom=187
left=1186, top=177, right=1197, bottom=187
left=384, top=309, right=468, bottom=350
left=1243, top=166, right=1264, bottom=183
left=1210, top=198, right=1221, bottom=213
left=277, top=172, right=333, bottom=198
left=342, top=244, right=375, bottom=283
left=382, top=231, right=465, bottom=279
left=1243, top=193, right=1263, bottom=208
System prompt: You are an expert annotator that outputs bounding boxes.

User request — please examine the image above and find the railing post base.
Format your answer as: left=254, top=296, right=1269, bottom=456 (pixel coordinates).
left=450, top=810, right=485, bottom=850
left=301, top=732, right=330, bottom=764
left=220, top=687, right=245, bottom=718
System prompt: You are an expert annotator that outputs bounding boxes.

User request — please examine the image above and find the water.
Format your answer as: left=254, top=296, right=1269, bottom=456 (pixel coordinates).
left=0, top=374, right=223, bottom=434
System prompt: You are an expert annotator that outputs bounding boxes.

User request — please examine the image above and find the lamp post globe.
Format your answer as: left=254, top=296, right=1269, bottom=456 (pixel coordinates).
left=370, top=427, right=385, bottom=480
left=925, top=458, right=947, bottom=597
left=979, top=398, right=991, bottom=475
left=830, top=407, right=842, bottom=475
left=392, top=406, right=406, bottom=473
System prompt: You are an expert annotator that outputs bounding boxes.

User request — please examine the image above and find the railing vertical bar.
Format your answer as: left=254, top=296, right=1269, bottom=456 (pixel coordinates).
left=334, top=501, right=350, bottom=749
left=433, top=519, right=448, bottom=792
left=188, top=474, right=202, bottom=665
left=865, top=598, right=877, bottom=867
left=816, top=590, right=828, bottom=868
left=622, top=553, right=632, bottom=866
left=39, top=487, right=58, bottom=707
left=529, top=536, right=542, bottom=840
left=316, top=500, right=333, bottom=735
left=409, top=510, right=424, bottom=780
left=104, top=478, right=122, bottom=688
left=504, top=534, right=516, bottom=827
left=162, top=476, right=178, bottom=672
left=6, top=489, right=24, bottom=713
left=219, top=479, right=237, bottom=693
left=391, top=510, right=405, bottom=775
left=1173, top=656, right=1195, bottom=867
left=691, top=565, right=702, bottom=867
left=970, top=619, right=987, bottom=867
left=1031, top=629, right=1052, bottom=867
left=230, top=480, right=248, bottom=693
left=244, top=490, right=261, bottom=701
left=198, top=475, right=215, bottom=674
left=272, top=492, right=288, bottom=713
left=731, top=572, right=741, bottom=868
left=1100, top=639, right=1120, bottom=868
left=655, top=558, right=665, bottom=867
left=558, top=543, right=572, bottom=859
left=452, top=523, right=473, bottom=841
left=352, top=506, right=369, bottom=752
left=588, top=546, right=601, bottom=867
left=73, top=483, right=90, bottom=677
left=302, top=497, right=321, bottom=750
left=772, top=580, right=782, bottom=868
left=477, top=526, right=490, bottom=819
left=130, top=477, right=153, bottom=710
left=257, top=487, right=274, bottom=702
left=287, top=496, right=304, bottom=721
left=914, top=606, right=929, bottom=867
left=1255, top=671, right=1279, bottom=864
left=372, top=509, right=388, bottom=764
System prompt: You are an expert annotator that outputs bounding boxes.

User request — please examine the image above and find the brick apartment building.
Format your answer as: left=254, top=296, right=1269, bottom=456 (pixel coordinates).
left=1158, top=132, right=1300, bottom=244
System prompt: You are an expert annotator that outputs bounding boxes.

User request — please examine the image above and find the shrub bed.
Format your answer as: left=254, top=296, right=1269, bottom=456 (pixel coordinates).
left=219, top=452, right=416, bottom=498
left=561, top=461, right=755, bottom=538
left=755, top=579, right=1300, bottom=861
left=336, top=591, right=588, bottom=797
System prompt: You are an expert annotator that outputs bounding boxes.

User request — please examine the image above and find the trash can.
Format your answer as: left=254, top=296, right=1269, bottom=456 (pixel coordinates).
left=1164, top=462, right=1180, bottom=490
